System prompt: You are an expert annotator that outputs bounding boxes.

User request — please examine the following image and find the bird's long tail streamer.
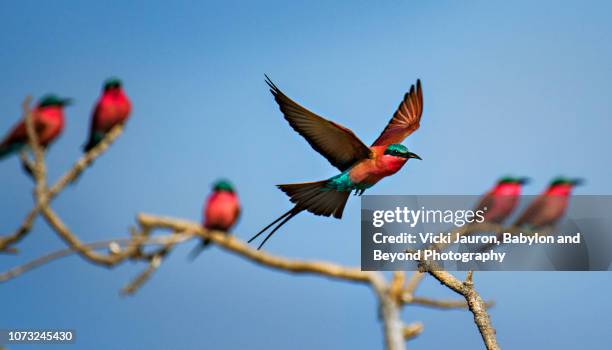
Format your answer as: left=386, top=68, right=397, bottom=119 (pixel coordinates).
left=248, top=207, right=302, bottom=250
left=248, top=180, right=351, bottom=249
left=257, top=210, right=301, bottom=250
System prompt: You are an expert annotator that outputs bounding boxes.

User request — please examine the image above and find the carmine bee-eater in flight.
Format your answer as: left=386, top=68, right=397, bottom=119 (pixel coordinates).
left=475, top=176, right=530, bottom=224
left=0, top=95, right=72, bottom=159
left=513, top=177, right=583, bottom=229
left=189, top=179, right=241, bottom=260
left=249, top=76, right=424, bottom=249
left=83, top=77, right=131, bottom=152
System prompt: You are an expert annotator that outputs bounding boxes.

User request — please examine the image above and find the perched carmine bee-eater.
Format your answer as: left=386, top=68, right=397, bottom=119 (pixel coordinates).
left=475, top=176, right=530, bottom=224
left=83, top=77, right=131, bottom=152
left=249, top=76, right=424, bottom=249
left=189, top=179, right=241, bottom=259
left=0, top=95, right=72, bottom=159
left=514, top=177, right=584, bottom=229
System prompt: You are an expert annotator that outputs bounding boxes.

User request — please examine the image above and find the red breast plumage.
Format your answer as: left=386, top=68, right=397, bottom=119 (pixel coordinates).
left=204, top=191, right=241, bottom=231
left=189, top=180, right=240, bottom=260
left=83, top=78, right=131, bottom=152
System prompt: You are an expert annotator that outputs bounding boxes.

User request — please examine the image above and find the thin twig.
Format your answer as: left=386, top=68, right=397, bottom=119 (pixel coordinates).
left=403, top=271, right=425, bottom=295
left=0, top=235, right=191, bottom=282
left=48, top=124, right=124, bottom=197
left=402, top=322, right=423, bottom=340
left=121, top=255, right=163, bottom=295
left=0, top=208, right=36, bottom=253
left=39, top=205, right=150, bottom=266
left=0, top=124, right=125, bottom=252
left=403, top=295, right=495, bottom=309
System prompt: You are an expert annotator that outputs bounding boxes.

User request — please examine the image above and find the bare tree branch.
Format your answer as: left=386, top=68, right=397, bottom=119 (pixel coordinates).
left=0, top=235, right=192, bottom=282
left=139, top=213, right=378, bottom=283
left=405, top=222, right=500, bottom=349
left=403, top=295, right=495, bottom=309
left=0, top=124, right=125, bottom=252
left=420, top=262, right=499, bottom=350
left=2, top=208, right=410, bottom=349
left=48, top=124, right=124, bottom=196
left=389, top=271, right=406, bottom=303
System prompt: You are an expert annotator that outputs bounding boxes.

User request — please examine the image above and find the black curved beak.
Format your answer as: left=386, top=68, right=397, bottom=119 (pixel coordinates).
left=571, top=178, right=585, bottom=186
left=60, top=98, right=73, bottom=106
left=518, top=177, right=531, bottom=185
left=405, top=152, right=422, bottom=160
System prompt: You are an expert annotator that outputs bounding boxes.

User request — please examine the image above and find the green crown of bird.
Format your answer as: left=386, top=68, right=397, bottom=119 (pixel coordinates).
left=249, top=76, right=424, bottom=249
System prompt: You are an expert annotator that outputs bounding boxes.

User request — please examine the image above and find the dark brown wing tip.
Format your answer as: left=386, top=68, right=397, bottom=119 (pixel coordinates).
left=409, top=79, right=422, bottom=97
left=264, top=74, right=280, bottom=96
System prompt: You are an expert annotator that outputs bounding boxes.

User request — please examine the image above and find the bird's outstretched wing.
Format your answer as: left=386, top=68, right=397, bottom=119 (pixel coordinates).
left=371, top=80, right=423, bottom=146
left=266, top=76, right=372, bottom=171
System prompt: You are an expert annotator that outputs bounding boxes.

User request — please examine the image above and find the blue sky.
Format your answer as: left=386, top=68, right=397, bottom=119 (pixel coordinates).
left=1, top=1, right=611, bottom=349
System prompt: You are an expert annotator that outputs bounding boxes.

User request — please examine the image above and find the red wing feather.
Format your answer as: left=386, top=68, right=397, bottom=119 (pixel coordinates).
left=372, top=80, right=423, bottom=146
